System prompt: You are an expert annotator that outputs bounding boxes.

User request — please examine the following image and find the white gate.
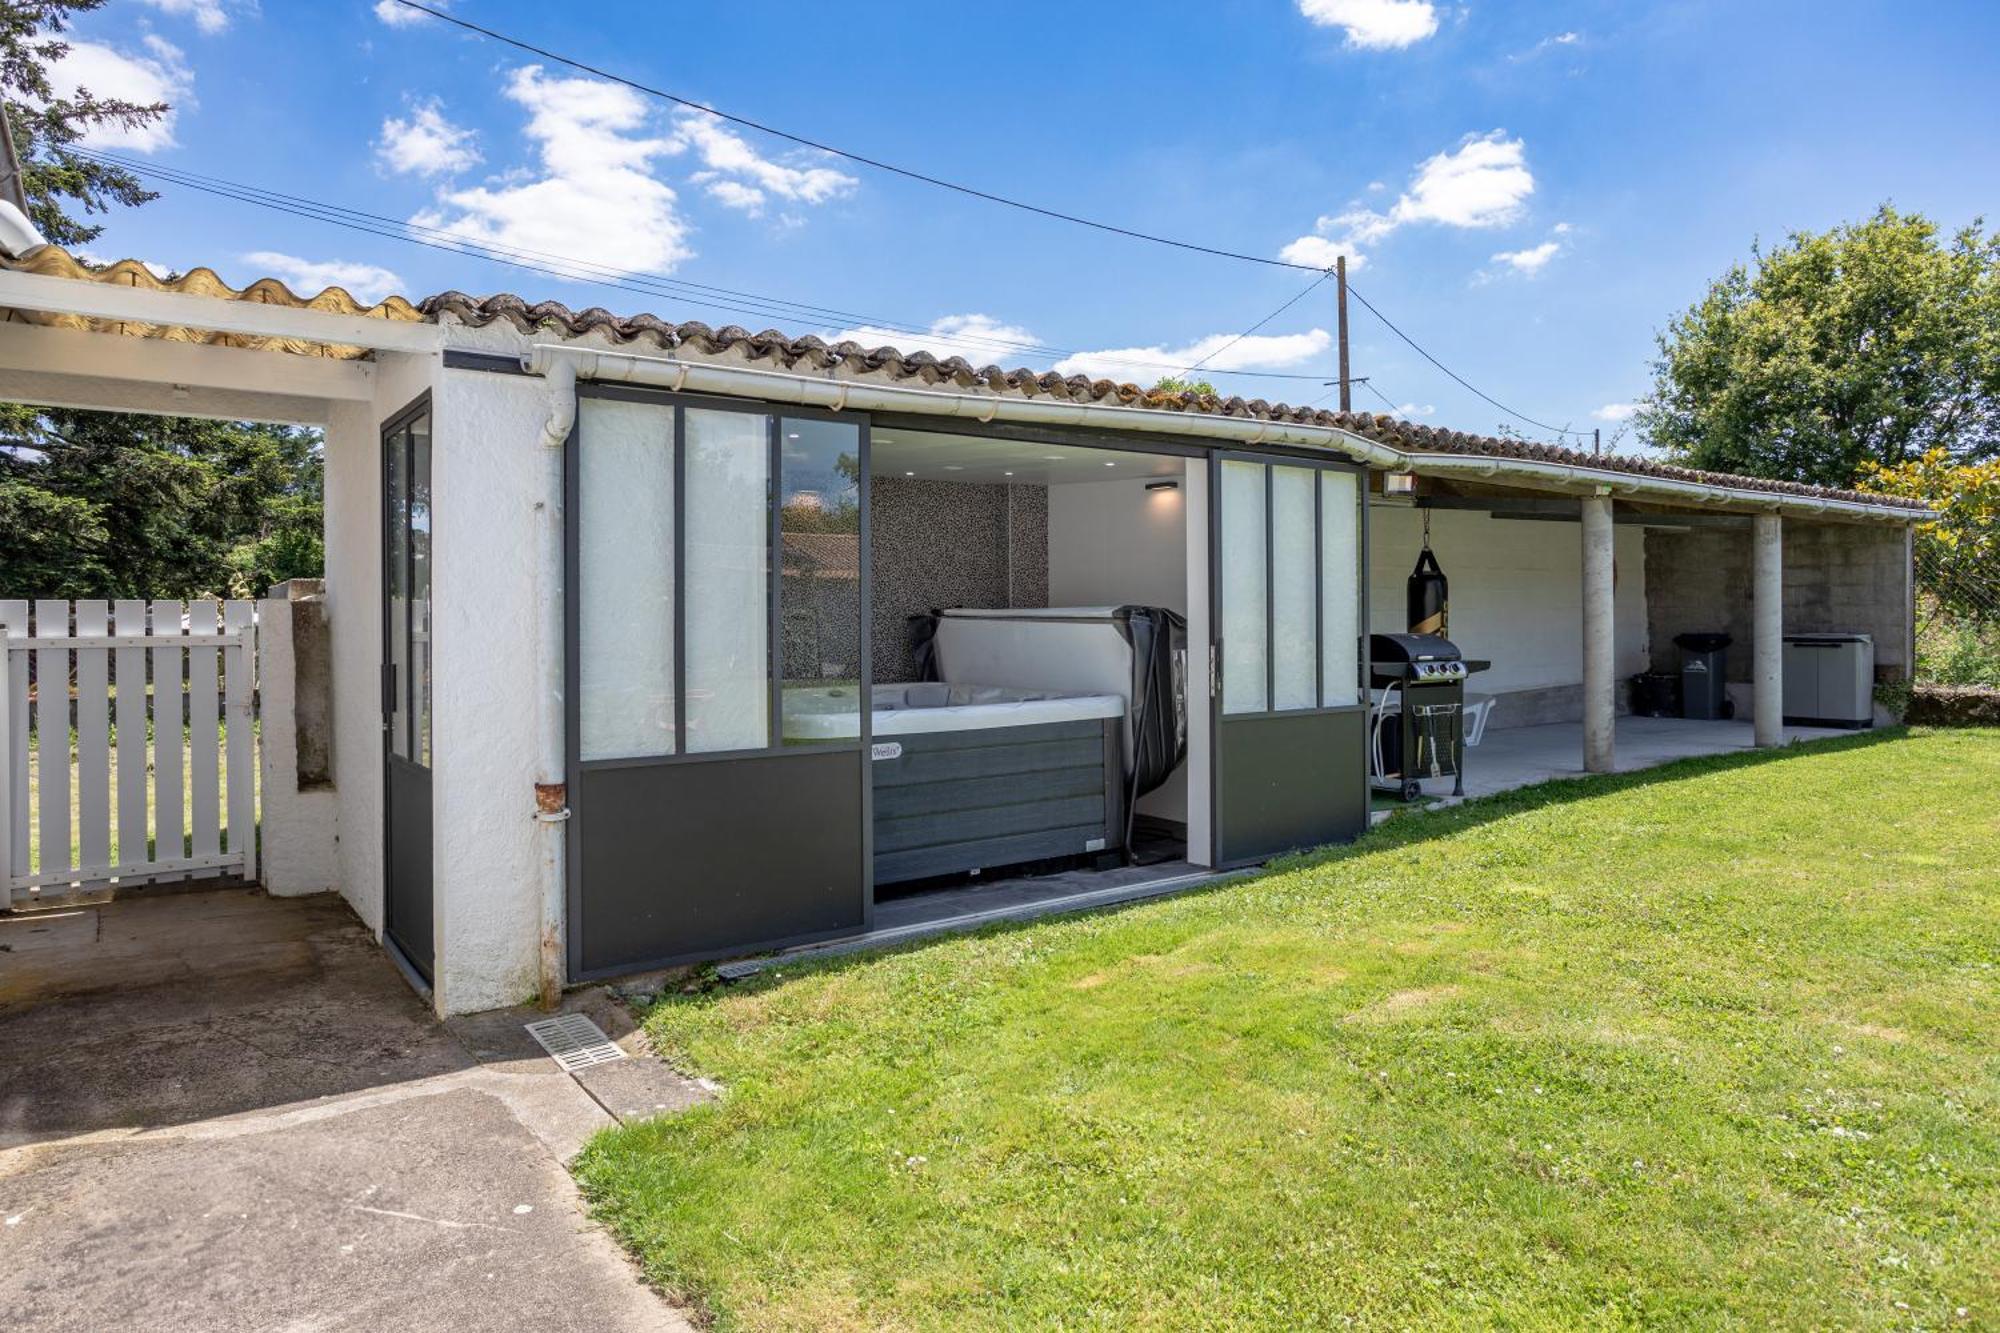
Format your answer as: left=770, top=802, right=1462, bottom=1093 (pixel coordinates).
left=1, top=599, right=258, bottom=910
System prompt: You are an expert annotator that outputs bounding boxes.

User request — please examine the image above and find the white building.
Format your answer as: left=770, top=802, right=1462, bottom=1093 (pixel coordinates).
left=0, top=245, right=1928, bottom=1015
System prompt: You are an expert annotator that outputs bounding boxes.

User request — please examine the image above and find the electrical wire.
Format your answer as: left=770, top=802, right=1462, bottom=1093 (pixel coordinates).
left=1174, top=268, right=1334, bottom=380
left=74, top=148, right=1337, bottom=383
left=386, top=0, right=1325, bottom=274
left=1342, top=281, right=1591, bottom=437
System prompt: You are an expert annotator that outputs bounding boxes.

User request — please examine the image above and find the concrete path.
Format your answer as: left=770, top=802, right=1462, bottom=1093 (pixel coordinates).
left=0, top=889, right=696, bottom=1333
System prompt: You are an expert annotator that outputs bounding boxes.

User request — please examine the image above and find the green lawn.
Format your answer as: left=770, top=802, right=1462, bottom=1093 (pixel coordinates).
left=578, top=729, right=2000, bottom=1331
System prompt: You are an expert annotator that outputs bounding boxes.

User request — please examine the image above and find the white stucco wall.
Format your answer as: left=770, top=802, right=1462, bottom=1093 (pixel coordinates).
left=256, top=596, right=337, bottom=896
left=428, top=366, right=549, bottom=1015
left=1048, top=474, right=1190, bottom=612
left=1367, top=505, right=1648, bottom=698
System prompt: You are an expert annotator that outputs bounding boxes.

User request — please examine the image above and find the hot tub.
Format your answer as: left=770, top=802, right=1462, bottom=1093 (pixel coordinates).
left=783, top=684, right=1128, bottom=885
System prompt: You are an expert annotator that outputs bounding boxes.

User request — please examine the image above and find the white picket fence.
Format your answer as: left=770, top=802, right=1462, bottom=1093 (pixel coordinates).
left=0, top=599, right=258, bottom=910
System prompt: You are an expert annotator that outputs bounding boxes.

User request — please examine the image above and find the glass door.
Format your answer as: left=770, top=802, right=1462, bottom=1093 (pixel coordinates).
left=566, top=388, right=871, bottom=978
left=1208, top=452, right=1367, bottom=866
left=382, top=400, right=433, bottom=979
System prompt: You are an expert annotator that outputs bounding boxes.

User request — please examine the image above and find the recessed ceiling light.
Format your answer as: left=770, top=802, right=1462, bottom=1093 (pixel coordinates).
left=786, top=432, right=800, bottom=440
left=904, top=470, right=915, bottom=477
left=1003, top=470, right=1014, bottom=477
left=943, top=465, right=963, bottom=471
left=1104, top=461, right=1116, bottom=467
left=1043, top=454, right=1063, bottom=461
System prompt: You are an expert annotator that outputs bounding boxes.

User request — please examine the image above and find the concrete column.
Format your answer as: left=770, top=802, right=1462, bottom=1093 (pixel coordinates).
left=1581, top=494, right=1617, bottom=773
left=1753, top=512, right=1783, bottom=746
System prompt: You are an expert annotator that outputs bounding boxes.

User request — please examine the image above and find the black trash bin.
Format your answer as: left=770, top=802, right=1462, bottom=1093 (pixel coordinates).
left=1673, top=631, right=1733, bottom=720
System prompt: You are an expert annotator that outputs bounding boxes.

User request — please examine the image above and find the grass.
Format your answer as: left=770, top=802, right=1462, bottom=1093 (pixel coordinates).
left=577, top=729, right=2000, bottom=1330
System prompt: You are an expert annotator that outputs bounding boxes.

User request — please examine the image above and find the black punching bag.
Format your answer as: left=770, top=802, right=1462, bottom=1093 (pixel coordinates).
left=1407, top=513, right=1448, bottom=636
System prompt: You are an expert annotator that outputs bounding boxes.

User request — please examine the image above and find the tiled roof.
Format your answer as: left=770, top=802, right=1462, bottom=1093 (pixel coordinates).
left=424, top=291, right=1928, bottom=512
left=0, top=245, right=1926, bottom=513
left=1, top=246, right=424, bottom=359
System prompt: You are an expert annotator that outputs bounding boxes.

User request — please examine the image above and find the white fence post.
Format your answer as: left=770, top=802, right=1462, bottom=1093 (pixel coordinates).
left=224, top=599, right=256, bottom=885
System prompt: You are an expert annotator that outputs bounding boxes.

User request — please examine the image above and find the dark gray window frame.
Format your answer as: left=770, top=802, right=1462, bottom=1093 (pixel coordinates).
left=566, top=382, right=875, bottom=773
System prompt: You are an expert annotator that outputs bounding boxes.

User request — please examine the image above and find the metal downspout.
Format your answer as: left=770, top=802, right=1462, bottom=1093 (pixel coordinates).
left=534, top=356, right=576, bottom=1009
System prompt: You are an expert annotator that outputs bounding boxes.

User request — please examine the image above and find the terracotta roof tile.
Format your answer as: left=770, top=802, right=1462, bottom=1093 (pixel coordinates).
left=2, top=246, right=423, bottom=359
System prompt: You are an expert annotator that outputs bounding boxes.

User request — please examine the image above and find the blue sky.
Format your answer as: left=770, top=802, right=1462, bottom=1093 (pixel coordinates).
left=50, top=0, right=2000, bottom=447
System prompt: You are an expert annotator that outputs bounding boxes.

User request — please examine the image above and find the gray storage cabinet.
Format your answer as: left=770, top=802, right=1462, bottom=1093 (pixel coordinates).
left=1782, top=633, right=1875, bottom=728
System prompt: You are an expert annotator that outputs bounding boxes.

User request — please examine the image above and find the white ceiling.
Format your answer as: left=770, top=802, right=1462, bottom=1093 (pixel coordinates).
left=870, top=426, right=1185, bottom=487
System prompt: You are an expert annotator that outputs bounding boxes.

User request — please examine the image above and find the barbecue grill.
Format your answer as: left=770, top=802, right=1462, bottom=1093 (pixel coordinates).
left=1369, top=633, right=1489, bottom=801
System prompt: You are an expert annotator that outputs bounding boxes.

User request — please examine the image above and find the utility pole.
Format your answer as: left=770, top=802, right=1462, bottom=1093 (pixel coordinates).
left=1335, top=255, right=1352, bottom=413
left=1593, top=427, right=1601, bottom=457
left=0, top=97, right=28, bottom=216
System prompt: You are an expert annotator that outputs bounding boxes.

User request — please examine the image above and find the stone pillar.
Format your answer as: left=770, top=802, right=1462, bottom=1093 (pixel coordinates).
left=1753, top=512, right=1783, bottom=746
left=1582, top=494, right=1617, bottom=773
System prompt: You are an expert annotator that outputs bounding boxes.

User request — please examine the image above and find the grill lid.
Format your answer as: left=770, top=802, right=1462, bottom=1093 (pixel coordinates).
left=1370, top=632, right=1462, bottom=665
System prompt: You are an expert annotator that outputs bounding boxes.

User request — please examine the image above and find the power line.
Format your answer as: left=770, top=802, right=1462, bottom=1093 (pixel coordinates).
left=1175, top=268, right=1335, bottom=380
left=1343, top=281, right=1592, bottom=438
left=384, top=0, right=1324, bottom=274
left=75, top=148, right=1337, bottom=383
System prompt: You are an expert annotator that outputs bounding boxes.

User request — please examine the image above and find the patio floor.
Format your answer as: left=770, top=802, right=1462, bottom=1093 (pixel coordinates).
left=1388, top=714, right=1860, bottom=808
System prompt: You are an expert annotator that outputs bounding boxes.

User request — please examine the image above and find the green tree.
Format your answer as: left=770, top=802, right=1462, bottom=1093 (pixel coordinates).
left=0, top=1, right=165, bottom=246
left=0, top=405, right=324, bottom=598
left=1637, top=206, right=2000, bottom=487
left=0, top=3, right=328, bottom=600
left=1151, top=376, right=1219, bottom=398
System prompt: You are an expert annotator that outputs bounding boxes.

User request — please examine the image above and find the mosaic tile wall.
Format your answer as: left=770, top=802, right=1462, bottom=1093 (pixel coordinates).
left=871, top=476, right=1049, bottom=682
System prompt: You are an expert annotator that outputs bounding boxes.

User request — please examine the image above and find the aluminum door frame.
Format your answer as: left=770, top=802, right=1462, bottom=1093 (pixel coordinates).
left=1206, top=449, right=1371, bottom=868
left=564, top=384, right=875, bottom=979
left=380, top=393, right=435, bottom=983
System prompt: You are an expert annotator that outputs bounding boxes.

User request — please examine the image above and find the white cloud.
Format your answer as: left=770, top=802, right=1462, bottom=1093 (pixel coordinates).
left=1297, top=0, right=1438, bottom=50
left=1280, top=131, right=1534, bottom=269
left=829, top=314, right=1042, bottom=366
left=414, top=64, right=692, bottom=277
left=1055, top=328, right=1332, bottom=381
left=377, top=99, right=479, bottom=177
left=1492, top=240, right=1559, bottom=273
left=1395, top=402, right=1436, bottom=417
left=243, top=251, right=405, bottom=304
left=44, top=36, right=190, bottom=153
left=1593, top=402, right=1639, bottom=422
left=137, top=0, right=233, bottom=34
left=374, top=0, right=439, bottom=26
left=674, top=109, right=857, bottom=217
left=1512, top=30, right=1582, bottom=61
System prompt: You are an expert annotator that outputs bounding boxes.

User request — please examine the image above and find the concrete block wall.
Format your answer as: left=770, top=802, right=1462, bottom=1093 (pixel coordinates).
left=1644, top=521, right=1911, bottom=682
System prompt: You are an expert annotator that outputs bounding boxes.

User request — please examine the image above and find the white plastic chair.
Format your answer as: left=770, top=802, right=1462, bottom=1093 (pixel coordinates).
left=1462, top=691, right=1496, bottom=747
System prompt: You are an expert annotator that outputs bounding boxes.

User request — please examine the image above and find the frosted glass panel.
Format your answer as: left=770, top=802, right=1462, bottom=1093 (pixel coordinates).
left=578, top=398, right=675, bottom=760
left=1271, top=465, right=1316, bottom=711
left=1320, top=470, right=1360, bottom=706
left=686, top=408, right=770, bottom=752
left=1220, top=460, right=1268, bottom=714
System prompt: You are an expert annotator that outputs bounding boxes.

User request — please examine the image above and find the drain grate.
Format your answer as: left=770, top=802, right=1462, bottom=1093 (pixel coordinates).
left=523, top=1013, right=628, bottom=1073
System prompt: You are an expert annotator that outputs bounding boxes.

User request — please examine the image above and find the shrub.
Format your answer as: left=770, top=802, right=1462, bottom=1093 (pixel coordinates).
left=1905, top=683, right=2000, bottom=726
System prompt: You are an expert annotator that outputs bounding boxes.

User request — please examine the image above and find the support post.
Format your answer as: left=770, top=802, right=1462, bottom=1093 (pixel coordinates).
left=1581, top=493, right=1616, bottom=773
left=1753, top=511, right=1783, bottom=747
left=0, top=613, right=11, bottom=907
left=534, top=357, right=577, bottom=1010
left=1335, top=256, right=1351, bottom=413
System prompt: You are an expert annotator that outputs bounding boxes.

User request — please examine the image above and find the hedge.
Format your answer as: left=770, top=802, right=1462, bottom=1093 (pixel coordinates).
left=1905, top=683, right=2000, bottom=726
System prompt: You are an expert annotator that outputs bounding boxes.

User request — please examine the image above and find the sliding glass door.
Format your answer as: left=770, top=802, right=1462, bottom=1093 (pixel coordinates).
left=1209, top=452, right=1367, bottom=866
left=567, top=387, right=870, bottom=978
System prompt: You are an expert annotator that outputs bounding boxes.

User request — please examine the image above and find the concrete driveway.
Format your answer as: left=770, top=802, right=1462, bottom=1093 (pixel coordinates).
left=0, top=888, right=695, bottom=1333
